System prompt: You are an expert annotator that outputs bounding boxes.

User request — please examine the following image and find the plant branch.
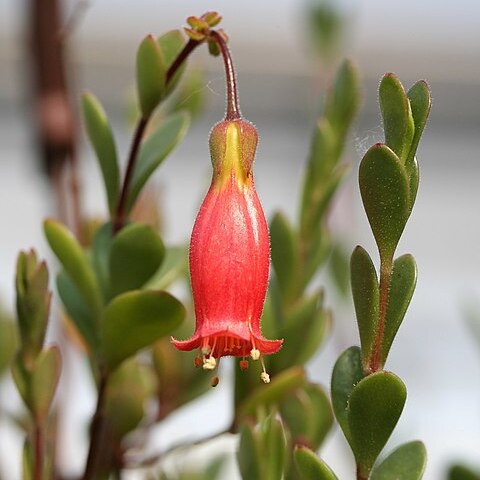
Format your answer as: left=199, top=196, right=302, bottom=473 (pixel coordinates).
left=209, top=30, right=241, bottom=121
left=367, top=256, right=393, bottom=374
left=82, top=374, right=108, bottom=480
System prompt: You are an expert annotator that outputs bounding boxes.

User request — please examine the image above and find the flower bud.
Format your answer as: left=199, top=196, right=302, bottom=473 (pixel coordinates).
left=172, top=119, right=283, bottom=377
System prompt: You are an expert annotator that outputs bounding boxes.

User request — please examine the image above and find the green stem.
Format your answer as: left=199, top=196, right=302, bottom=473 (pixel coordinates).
left=367, top=256, right=393, bottom=374
left=356, top=464, right=369, bottom=480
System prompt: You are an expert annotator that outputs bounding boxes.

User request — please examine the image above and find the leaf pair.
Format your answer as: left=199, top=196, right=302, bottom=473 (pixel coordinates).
left=351, top=246, right=417, bottom=369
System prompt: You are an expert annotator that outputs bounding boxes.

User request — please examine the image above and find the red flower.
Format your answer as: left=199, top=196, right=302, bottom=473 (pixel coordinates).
left=172, top=119, right=283, bottom=382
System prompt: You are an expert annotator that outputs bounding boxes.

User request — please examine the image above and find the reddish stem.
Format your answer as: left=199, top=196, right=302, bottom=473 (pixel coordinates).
left=209, top=30, right=241, bottom=121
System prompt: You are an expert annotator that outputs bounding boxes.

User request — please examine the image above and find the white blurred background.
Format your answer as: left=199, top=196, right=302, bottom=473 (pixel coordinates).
left=1, top=1, right=480, bottom=479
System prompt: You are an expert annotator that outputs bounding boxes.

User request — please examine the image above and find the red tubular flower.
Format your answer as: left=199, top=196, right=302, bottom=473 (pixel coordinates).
left=172, top=119, right=283, bottom=382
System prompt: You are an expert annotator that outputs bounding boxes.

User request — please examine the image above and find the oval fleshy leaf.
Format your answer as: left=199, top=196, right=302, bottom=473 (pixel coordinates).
left=91, top=222, right=114, bottom=301
left=136, top=35, right=166, bottom=117
left=109, top=223, right=165, bottom=296
left=81, top=92, right=120, bottom=215
left=371, top=441, right=427, bottom=480
left=379, top=73, right=414, bottom=162
left=263, top=415, right=288, bottom=480
left=448, top=464, right=480, bottom=480
left=381, top=254, right=417, bottom=364
left=330, top=346, right=364, bottom=442
left=348, top=371, right=407, bottom=477
left=44, top=220, right=102, bottom=317
left=406, top=80, right=432, bottom=170
left=102, top=290, right=185, bottom=371
left=270, top=211, right=298, bottom=303
left=351, top=246, right=379, bottom=364
left=294, top=446, right=338, bottom=480
left=126, top=112, right=190, bottom=212
left=359, top=144, right=410, bottom=261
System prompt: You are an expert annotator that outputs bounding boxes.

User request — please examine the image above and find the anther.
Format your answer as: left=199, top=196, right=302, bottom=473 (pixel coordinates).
left=250, top=348, right=260, bottom=360
left=260, top=371, right=270, bottom=384
left=201, top=344, right=211, bottom=355
left=194, top=356, right=203, bottom=368
left=239, top=359, right=249, bottom=371
left=211, top=376, right=220, bottom=387
left=203, top=356, right=217, bottom=370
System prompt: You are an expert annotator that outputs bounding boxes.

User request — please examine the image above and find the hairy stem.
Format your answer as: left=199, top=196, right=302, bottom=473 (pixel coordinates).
left=82, top=374, right=108, bottom=480
left=209, top=30, right=241, bottom=121
left=367, top=256, right=393, bottom=373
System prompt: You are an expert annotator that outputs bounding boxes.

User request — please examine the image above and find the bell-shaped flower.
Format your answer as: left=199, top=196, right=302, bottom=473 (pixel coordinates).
left=172, top=119, right=283, bottom=382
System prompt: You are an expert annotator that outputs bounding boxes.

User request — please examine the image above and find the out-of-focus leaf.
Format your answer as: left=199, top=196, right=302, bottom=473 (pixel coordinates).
left=371, top=441, right=427, bottom=480
left=22, top=439, right=33, bottom=480
left=294, top=445, right=338, bottom=480
left=158, top=30, right=186, bottom=95
left=168, top=68, right=206, bottom=120
left=237, top=423, right=262, bottom=480
left=379, top=73, right=414, bottom=163
left=448, top=464, right=480, bottom=480
left=270, top=212, right=299, bottom=303
left=44, top=220, right=102, bottom=318
left=109, top=223, right=165, bottom=296
left=126, top=112, right=190, bottom=212
left=30, top=346, right=61, bottom=424
left=328, top=241, right=350, bottom=296
left=105, top=358, right=156, bottom=440
left=330, top=346, right=363, bottom=442
left=351, top=246, right=378, bottom=365
left=263, top=415, right=288, bottom=480
left=348, top=371, right=407, bottom=477
left=102, top=290, right=185, bottom=371
left=237, top=367, right=306, bottom=419
left=382, top=254, right=417, bottom=364
left=57, top=271, right=99, bottom=352
left=359, top=144, right=410, bottom=261
left=82, top=92, right=120, bottom=215
left=91, top=222, right=113, bottom=301
left=0, top=316, right=17, bottom=373
left=136, top=35, right=166, bottom=117
left=145, top=245, right=188, bottom=290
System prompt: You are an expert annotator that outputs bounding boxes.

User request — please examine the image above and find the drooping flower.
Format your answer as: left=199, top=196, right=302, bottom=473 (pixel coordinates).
left=172, top=119, right=283, bottom=382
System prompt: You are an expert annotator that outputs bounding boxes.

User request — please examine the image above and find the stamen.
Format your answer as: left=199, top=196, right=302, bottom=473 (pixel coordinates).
left=250, top=348, right=260, bottom=360
left=203, top=356, right=217, bottom=370
left=194, top=355, right=203, bottom=368
left=260, top=356, right=270, bottom=384
left=211, top=376, right=220, bottom=387
left=201, top=343, right=211, bottom=355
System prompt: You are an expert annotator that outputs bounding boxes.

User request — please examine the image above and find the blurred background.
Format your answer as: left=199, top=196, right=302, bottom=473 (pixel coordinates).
left=1, top=0, right=480, bottom=478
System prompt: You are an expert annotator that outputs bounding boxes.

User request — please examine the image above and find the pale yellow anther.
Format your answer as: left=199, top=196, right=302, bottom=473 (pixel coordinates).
left=201, top=345, right=211, bottom=355
left=250, top=348, right=260, bottom=361
left=203, top=356, right=217, bottom=370
left=260, top=372, right=270, bottom=384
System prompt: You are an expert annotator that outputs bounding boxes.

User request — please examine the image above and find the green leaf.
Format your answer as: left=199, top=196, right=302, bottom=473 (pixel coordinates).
left=408, top=156, right=420, bottom=213
left=57, top=270, right=100, bottom=352
left=237, top=423, right=262, bottom=480
left=237, top=367, right=306, bottom=419
left=91, top=222, right=114, bottom=301
left=109, top=223, right=165, bottom=296
left=145, top=245, right=188, bottom=290
left=168, top=67, right=206, bottom=120
left=105, top=358, right=156, bottom=439
left=379, top=73, right=414, bottom=162
left=382, top=254, right=417, bottom=363
left=136, top=35, right=166, bottom=117
left=351, top=246, right=379, bottom=364
left=348, top=371, right=407, bottom=477
left=82, top=92, right=120, bottom=215
left=330, top=346, right=364, bottom=442
left=406, top=80, right=432, bottom=170
left=371, top=441, right=427, bottom=480
left=359, top=144, right=410, bottom=260
left=30, top=346, right=61, bottom=424
left=158, top=30, right=187, bottom=95
left=0, top=317, right=17, bottom=373
left=294, top=446, right=338, bottom=480
left=325, top=59, right=360, bottom=147
left=44, top=220, right=103, bottom=317
left=270, top=212, right=298, bottom=303
left=126, top=112, right=190, bottom=211
left=262, top=415, right=287, bottom=480
left=305, top=383, right=334, bottom=448
left=448, top=464, right=480, bottom=480
left=102, top=290, right=185, bottom=371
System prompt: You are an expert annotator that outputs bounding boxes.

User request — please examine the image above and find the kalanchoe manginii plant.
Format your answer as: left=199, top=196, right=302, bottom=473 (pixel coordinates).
left=294, top=74, right=432, bottom=480
left=172, top=35, right=283, bottom=382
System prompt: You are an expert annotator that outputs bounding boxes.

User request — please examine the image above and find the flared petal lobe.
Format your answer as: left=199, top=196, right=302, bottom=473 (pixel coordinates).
left=172, top=120, right=283, bottom=365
